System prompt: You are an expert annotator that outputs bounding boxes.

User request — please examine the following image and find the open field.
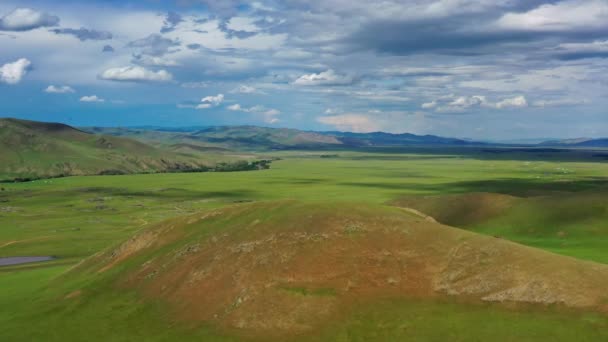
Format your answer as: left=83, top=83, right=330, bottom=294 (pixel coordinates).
left=2, top=148, right=608, bottom=340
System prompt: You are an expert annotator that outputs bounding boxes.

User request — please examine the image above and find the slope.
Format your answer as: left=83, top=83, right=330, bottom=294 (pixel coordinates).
left=0, top=118, right=221, bottom=181
left=51, top=200, right=608, bottom=340
left=391, top=190, right=608, bottom=263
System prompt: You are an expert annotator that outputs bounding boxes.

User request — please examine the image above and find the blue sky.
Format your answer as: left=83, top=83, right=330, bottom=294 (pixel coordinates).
left=1, top=0, right=608, bottom=139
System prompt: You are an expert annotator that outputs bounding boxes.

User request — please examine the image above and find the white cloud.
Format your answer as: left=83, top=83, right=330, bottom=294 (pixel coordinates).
left=197, top=94, right=224, bottom=109
left=227, top=103, right=243, bottom=111
left=294, top=69, right=354, bottom=86
left=533, top=98, right=589, bottom=107
left=44, top=85, right=75, bottom=94
left=0, top=58, right=31, bottom=84
left=496, top=0, right=608, bottom=32
left=427, top=94, right=528, bottom=112
left=227, top=103, right=281, bottom=123
left=324, top=108, right=342, bottom=114
left=263, top=109, right=281, bottom=123
left=433, top=95, right=489, bottom=113
left=495, top=95, right=528, bottom=109
left=99, top=66, right=173, bottom=82
left=134, top=55, right=180, bottom=67
left=231, top=84, right=261, bottom=94
left=421, top=101, right=438, bottom=109
left=317, top=114, right=381, bottom=133
left=0, top=8, right=60, bottom=31
left=80, top=95, right=104, bottom=102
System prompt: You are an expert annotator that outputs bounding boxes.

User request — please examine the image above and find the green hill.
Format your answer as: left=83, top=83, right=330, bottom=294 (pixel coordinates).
left=391, top=190, right=608, bottom=263
left=0, top=118, right=239, bottom=181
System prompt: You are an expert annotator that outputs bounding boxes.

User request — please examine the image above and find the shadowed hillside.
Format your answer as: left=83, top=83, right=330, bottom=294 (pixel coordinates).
left=0, top=118, right=245, bottom=181
left=56, top=201, right=608, bottom=340
left=391, top=190, right=608, bottom=263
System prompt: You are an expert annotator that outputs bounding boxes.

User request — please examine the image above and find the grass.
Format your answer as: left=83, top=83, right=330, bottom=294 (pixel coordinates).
left=312, top=298, right=608, bottom=342
left=1, top=148, right=608, bottom=340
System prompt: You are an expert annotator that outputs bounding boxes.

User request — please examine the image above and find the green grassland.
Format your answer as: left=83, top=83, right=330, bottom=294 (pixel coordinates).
left=2, top=148, right=608, bottom=340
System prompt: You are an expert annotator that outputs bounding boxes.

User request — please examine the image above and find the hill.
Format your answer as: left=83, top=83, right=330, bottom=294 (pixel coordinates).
left=540, top=138, right=608, bottom=148
left=324, top=131, right=478, bottom=147
left=391, top=190, right=608, bottom=263
left=56, top=200, right=608, bottom=340
left=0, top=118, right=245, bottom=181
left=84, top=125, right=478, bottom=151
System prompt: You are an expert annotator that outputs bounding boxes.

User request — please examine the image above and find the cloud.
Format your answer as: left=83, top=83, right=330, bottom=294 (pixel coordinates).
left=262, top=109, right=281, bottom=123
left=80, top=95, right=104, bottom=102
left=133, top=54, right=180, bottom=67
left=218, top=17, right=260, bottom=39
left=161, top=12, right=183, bottom=33
left=421, top=101, right=438, bottom=109
left=44, top=85, right=75, bottom=94
left=294, top=69, right=355, bottom=86
left=426, top=94, right=528, bottom=113
left=127, top=34, right=179, bottom=56
left=227, top=103, right=281, bottom=123
left=533, top=98, right=589, bottom=107
left=227, top=104, right=243, bottom=111
left=197, top=94, right=224, bottom=109
left=231, top=84, right=262, bottom=94
left=100, top=66, right=173, bottom=82
left=102, top=45, right=115, bottom=53
left=51, top=27, right=113, bottom=41
left=495, top=95, right=528, bottom=109
left=317, top=114, right=381, bottom=133
left=181, top=81, right=210, bottom=88
left=0, top=58, right=31, bottom=84
left=552, top=40, right=608, bottom=60
left=496, top=0, right=608, bottom=32
left=0, top=8, right=59, bottom=31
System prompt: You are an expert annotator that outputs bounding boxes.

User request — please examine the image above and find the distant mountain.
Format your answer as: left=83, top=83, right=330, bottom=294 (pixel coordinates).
left=0, top=118, right=237, bottom=181
left=487, top=138, right=560, bottom=145
left=85, top=125, right=343, bottom=151
left=540, top=138, right=608, bottom=148
left=192, top=126, right=343, bottom=149
left=85, top=125, right=479, bottom=150
left=322, top=131, right=479, bottom=147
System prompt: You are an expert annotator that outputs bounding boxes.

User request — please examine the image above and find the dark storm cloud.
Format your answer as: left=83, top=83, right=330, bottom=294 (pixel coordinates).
left=51, top=27, right=112, bottom=41
left=342, top=16, right=608, bottom=58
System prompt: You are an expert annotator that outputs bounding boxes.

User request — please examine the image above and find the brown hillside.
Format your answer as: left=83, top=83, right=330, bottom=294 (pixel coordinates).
left=67, top=201, right=608, bottom=337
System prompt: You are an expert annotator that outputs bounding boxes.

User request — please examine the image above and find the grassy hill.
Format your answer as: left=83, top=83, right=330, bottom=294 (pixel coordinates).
left=0, top=118, right=246, bottom=181
left=391, top=190, right=608, bottom=262
left=25, top=200, right=607, bottom=341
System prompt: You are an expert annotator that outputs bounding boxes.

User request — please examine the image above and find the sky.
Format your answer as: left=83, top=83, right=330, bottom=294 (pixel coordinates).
left=1, top=0, right=608, bottom=140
